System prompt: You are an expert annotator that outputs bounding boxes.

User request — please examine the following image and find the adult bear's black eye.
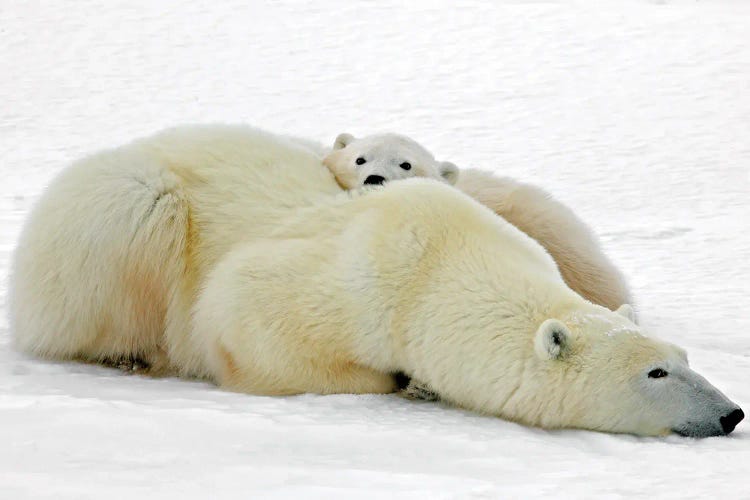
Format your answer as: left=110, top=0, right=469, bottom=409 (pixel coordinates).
left=648, top=368, right=668, bottom=378
left=355, top=157, right=366, bottom=165
left=400, top=162, right=411, bottom=171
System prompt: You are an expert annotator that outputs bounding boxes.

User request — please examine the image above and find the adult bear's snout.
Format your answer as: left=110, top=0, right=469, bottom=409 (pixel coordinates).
left=720, top=407, right=744, bottom=434
left=364, top=175, right=386, bottom=185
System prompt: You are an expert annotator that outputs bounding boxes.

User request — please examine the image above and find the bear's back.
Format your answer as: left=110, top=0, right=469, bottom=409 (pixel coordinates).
left=136, top=125, right=344, bottom=277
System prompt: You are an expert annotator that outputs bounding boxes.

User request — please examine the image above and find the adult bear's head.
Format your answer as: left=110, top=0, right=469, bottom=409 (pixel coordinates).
left=530, top=304, right=743, bottom=437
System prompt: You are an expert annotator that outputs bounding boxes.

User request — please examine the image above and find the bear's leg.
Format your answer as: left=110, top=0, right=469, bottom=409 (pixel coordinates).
left=10, top=152, right=187, bottom=372
left=214, top=341, right=397, bottom=396
left=194, top=237, right=400, bottom=395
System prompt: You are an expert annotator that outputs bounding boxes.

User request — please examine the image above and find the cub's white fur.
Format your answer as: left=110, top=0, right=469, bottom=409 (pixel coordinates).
left=455, top=169, right=631, bottom=311
left=323, top=133, right=458, bottom=188
left=10, top=125, right=742, bottom=436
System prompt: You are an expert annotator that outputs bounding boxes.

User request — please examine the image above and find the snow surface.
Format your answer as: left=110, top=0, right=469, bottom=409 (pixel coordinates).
left=2, top=0, right=749, bottom=498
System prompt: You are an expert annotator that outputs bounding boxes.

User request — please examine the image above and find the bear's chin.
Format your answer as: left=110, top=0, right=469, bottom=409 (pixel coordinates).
left=672, top=424, right=724, bottom=438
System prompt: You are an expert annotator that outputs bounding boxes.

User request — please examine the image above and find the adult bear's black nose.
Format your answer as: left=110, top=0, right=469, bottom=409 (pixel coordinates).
left=720, top=408, right=744, bottom=434
left=364, top=175, right=386, bottom=185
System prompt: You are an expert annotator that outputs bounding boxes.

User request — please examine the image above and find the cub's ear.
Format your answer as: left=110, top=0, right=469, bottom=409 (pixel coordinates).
left=615, top=304, right=637, bottom=324
left=439, top=161, right=459, bottom=185
left=333, top=133, right=355, bottom=150
left=534, top=319, right=572, bottom=360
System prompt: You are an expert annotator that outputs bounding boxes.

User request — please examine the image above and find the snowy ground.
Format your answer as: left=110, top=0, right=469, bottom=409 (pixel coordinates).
left=2, top=1, right=749, bottom=498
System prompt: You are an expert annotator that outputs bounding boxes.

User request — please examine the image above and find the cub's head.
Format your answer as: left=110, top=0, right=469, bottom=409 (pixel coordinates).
left=323, top=132, right=459, bottom=189
left=528, top=304, right=743, bottom=437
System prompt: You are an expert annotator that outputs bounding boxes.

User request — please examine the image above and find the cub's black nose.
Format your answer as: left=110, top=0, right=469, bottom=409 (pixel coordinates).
left=720, top=408, right=744, bottom=434
left=364, top=175, right=386, bottom=185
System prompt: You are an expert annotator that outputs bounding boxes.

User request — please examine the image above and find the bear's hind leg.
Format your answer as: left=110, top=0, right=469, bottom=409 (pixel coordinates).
left=10, top=151, right=188, bottom=372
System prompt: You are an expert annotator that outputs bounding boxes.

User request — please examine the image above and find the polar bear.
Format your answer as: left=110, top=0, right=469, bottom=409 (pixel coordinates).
left=322, top=132, right=630, bottom=312
left=9, top=125, right=743, bottom=436
left=322, top=132, right=459, bottom=188
left=319, top=131, right=632, bottom=399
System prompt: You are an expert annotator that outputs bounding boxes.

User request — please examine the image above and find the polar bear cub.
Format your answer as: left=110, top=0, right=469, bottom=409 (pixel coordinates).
left=323, top=133, right=459, bottom=189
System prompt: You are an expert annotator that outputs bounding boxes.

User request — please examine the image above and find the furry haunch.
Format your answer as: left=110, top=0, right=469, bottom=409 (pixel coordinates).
left=9, top=125, right=743, bottom=436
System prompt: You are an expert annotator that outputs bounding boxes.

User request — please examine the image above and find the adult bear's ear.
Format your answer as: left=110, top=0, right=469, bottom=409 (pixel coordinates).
left=615, top=304, right=637, bottom=324
left=439, top=161, right=459, bottom=185
left=534, top=319, right=572, bottom=360
left=333, top=133, right=355, bottom=150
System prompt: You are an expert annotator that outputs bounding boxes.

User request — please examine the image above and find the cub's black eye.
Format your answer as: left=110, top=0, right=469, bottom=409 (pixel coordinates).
left=400, top=162, right=412, bottom=171
left=355, top=157, right=366, bottom=165
left=648, top=368, right=668, bottom=378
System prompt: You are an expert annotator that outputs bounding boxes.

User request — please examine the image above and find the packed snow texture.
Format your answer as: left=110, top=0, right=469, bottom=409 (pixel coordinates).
left=1, top=1, right=749, bottom=498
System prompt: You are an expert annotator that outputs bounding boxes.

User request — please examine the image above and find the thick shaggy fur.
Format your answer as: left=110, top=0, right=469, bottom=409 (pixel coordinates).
left=456, top=169, right=631, bottom=311
left=10, top=125, right=740, bottom=436
left=323, top=132, right=631, bottom=311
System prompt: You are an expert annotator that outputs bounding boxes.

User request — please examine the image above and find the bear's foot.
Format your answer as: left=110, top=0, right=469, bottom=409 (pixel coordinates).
left=402, top=379, right=440, bottom=402
left=392, top=372, right=440, bottom=401
left=116, top=357, right=149, bottom=373
left=100, top=347, right=173, bottom=378
left=100, top=356, right=153, bottom=374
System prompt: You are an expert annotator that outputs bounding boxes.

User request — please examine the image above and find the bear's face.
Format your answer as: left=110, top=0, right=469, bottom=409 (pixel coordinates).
left=530, top=307, right=743, bottom=437
left=323, top=133, right=459, bottom=190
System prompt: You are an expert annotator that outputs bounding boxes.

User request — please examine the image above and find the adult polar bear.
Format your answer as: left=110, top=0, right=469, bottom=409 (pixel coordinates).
left=10, top=125, right=743, bottom=436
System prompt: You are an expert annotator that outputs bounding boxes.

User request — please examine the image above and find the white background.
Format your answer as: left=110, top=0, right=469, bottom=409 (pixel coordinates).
left=1, top=1, right=748, bottom=498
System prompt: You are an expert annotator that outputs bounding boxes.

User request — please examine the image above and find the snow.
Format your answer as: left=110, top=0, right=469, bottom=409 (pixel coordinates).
left=1, top=0, right=749, bottom=498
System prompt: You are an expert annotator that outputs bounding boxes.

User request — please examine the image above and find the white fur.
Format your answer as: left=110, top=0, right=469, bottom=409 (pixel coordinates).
left=322, top=133, right=458, bottom=189
left=455, top=169, right=632, bottom=311
left=10, top=125, right=742, bottom=436
left=327, top=136, right=631, bottom=312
